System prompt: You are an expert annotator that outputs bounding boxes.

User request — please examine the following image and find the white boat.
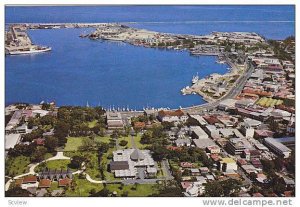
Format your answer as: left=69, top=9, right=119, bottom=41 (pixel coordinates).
left=192, top=72, right=199, bottom=84
left=8, top=46, right=51, bottom=55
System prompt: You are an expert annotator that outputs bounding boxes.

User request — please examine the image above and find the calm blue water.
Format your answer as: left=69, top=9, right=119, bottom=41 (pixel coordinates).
left=5, top=6, right=295, bottom=109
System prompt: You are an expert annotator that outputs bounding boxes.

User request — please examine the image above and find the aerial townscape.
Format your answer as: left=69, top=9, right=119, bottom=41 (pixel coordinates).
left=5, top=19, right=295, bottom=198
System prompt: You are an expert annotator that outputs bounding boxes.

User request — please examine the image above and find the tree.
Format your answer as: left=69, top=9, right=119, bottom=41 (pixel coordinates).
left=93, top=188, right=110, bottom=197
left=274, top=157, right=284, bottom=171
left=204, top=179, right=242, bottom=197
left=8, top=143, right=36, bottom=157
left=6, top=187, right=31, bottom=197
left=119, top=140, right=128, bottom=147
left=204, top=180, right=224, bottom=197
left=69, top=156, right=86, bottom=169
left=161, top=121, right=174, bottom=130
left=31, top=146, right=47, bottom=162
left=44, top=136, right=58, bottom=152
left=97, top=142, right=109, bottom=153
left=261, top=159, right=275, bottom=174
left=41, top=103, right=51, bottom=110
left=79, top=138, right=95, bottom=151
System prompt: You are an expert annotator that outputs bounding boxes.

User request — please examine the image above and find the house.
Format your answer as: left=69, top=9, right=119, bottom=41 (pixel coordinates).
left=58, top=178, right=72, bottom=187
left=22, top=175, right=38, bottom=184
left=21, top=175, right=38, bottom=189
left=184, top=180, right=207, bottom=197
left=190, top=168, right=201, bottom=176
left=181, top=181, right=192, bottom=189
left=180, top=162, right=194, bottom=168
left=175, top=138, right=191, bottom=147
left=205, top=174, right=215, bottom=181
left=106, top=112, right=124, bottom=129
left=38, top=168, right=73, bottom=181
left=133, top=121, right=146, bottom=129
left=283, top=177, right=295, bottom=188
left=38, top=179, right=51, bottom=188
left=184, top=184, right=199, bottom=197
left=157, top=109, right=188, bottom=122
left=251, top=158, right=263, bottom=169
left=241, top=164, right=258, bottom=175
left=199, top=167, right=209, bottom=175
left=35, top=138, right=45, bottom=146
left=206, top=145, right=221, bottom=154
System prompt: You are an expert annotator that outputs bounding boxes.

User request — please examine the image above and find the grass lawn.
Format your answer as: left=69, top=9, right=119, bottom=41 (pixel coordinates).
left=101, top=147, right=118, bottom=181
left=65, top=175, right=103, bottom=197
left=65, top=136, right=112, bottom=152
left=134, top=134, right=150, bottom=149
left=36, top=159, right=72, bottom=172
left=48, top=181, right=60, bottom=192
left=64, top=151, right=101, bottom=181
left=5, top=156, right=30, bottom=177
left=106, top=183, right=159, bottom=197
left=64, top=137, right=84, bottom=151
left=117, top=134, right=149, bottom=150
left=44, top=153, right=54, bottom=160
left=118, top=136, right=131, bottom=149
left=94, top=136, right=111, bottom=144
left=87, top=120, right=98, bottom=128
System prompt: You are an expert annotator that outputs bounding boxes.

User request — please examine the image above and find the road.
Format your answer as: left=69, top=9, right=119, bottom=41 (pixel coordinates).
left=161, top=159, right=174, bottom=180
left=182, top=61, right=255, bottom=114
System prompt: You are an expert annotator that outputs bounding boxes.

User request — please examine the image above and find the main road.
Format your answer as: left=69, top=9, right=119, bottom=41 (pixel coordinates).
left=182, top=60, right=255, bottom=114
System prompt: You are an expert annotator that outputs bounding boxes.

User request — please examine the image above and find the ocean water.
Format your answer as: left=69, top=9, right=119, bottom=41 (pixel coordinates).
left=5, top=6, right=295, bottom=109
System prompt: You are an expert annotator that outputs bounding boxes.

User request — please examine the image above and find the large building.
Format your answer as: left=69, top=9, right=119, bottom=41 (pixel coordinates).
left=106, top=112, right=124, bottom=129
left=226, top=138, right=254, bottom=155
left=110, top=149, right=156, bottom=179
left=157, top=109, right=188, bottom=122
left=263, top=138, right=292, bottom=158
left=190, top=126, right=209, bottom=139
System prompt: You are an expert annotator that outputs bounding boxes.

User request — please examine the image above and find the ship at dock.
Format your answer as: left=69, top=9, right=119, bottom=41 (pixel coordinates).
left=5, top=24, right=52, bottom=55
left=6, top=45, right=52, bottom=55
left=192, top=72, right=199, bottom=84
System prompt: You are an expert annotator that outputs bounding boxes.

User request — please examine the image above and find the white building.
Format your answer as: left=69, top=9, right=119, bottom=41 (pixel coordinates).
left=157, top=110, right=188, bottom=123
left=264, top=138, right=292, bottom=158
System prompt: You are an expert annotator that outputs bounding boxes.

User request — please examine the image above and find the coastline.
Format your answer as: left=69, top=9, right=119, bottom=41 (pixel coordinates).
left=6, top=23, right=260, bottom=111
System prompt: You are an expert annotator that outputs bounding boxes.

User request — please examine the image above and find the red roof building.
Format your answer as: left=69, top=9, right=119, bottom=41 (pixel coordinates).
left=38, top=179, right=51, bottom=188
left=58, top=178, right=72, bottom=187
left=35, top=138, right=45, bottom=146
left=133, top=122, right=146, bottom=129
left=180, top=162, right=194, bottom=168
left=22, top=175, right=37, bottom=184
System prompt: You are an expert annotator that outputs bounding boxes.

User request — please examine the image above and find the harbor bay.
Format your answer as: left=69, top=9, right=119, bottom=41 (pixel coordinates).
left=6, top=27, right=229, bottom=109
left=5, top=6, right=295, bottom=109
